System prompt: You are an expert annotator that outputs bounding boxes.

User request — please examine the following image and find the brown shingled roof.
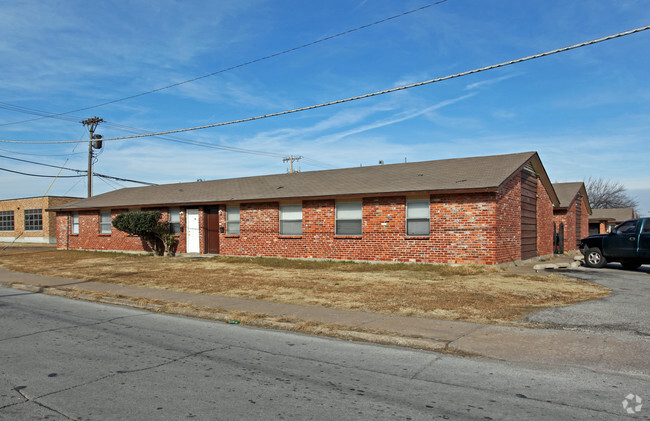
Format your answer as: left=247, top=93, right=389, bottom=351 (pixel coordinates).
left=50, top=151, right=558, bottom=211
left=552, top=182, right=591, bottom=214
left=589, top=207, right=637, bottom=223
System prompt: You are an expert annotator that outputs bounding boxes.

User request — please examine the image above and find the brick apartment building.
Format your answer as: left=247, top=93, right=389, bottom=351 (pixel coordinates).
left=552, top=182, right=591, bottom=253
left=49, top=152, right=560, bottom=265
left=0, top=196, right=81, bottom=244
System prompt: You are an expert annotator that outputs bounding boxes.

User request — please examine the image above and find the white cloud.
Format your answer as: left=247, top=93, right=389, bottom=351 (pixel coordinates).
left=465, top=73, right=521, bottom=91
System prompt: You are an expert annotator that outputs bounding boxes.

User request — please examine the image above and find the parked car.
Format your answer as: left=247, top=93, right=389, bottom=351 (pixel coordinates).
left=580, top=218, right=650, bottom=269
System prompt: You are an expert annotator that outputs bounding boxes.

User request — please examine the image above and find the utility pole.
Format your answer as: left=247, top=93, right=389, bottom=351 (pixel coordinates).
left=283, top=155, right=302, bottom=173
left=82, top=117, right=104, bottom=197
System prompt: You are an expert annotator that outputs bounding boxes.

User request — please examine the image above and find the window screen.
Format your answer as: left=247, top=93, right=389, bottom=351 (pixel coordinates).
left=226, top=206, right=240, bottom=235
left=336, top=201, right=362, bottom=235
left=280, top=204, right=302, bottom=235
left=99, top=211, right=111, bottom=234
left=71, top=213, right=79, bottom=234
left=406, top=200, right=430, bottom=236
left=169, top=208, right=181, bottom=234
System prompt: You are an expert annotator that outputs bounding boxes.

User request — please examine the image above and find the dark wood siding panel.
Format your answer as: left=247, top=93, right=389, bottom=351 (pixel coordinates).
left=521, top=170, right=537, bottom=259
left=575, top=197, right=582, bottom=244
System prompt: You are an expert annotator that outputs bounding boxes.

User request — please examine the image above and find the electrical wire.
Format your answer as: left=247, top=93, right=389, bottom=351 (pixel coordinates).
left=0, top=0, right=450, bottom=127
left=96, top=174, right=125, bottom=190
left=0, top=154, right=84, bottom=173
left=0, top=146, right=86, bottom=157
left=0, top=167, right=84, bottom=178
left=2, top=24, right=647, bottom=145
left=62, top=177, right=85, bottom=196
left=93, top=172, right=157, bottom=185
left=0, top=154, right=156, bottom=185
left=0, top=101, right=328, bottom=166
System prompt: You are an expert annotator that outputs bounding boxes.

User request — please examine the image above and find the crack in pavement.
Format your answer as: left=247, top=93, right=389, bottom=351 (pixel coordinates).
left=0, top=386, right=78, bottom=420
left=0, top=314, right=150, bottom=342
left=32, top=345, right=225, bottom=401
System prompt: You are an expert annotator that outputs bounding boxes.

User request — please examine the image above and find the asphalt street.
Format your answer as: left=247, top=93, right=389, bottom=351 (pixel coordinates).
left=0, top=286, right=647, bottom=420
left=527, top=265, right=650, bottom=336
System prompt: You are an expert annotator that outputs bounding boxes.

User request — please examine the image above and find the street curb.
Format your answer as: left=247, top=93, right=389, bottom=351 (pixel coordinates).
left=1, top=280, right=450, bottom=353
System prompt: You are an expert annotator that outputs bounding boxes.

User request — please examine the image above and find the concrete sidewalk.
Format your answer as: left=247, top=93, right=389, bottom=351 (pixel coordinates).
left=1, top=266, right=648, bottom=378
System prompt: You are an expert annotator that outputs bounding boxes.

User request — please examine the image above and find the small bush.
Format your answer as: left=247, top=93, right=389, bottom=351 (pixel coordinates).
left=113, top=211, right=175, bottom=256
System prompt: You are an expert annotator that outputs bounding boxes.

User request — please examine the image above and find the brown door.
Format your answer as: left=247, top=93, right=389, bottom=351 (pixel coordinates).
left=521, top=170, right=538, bottom=260
left=205, top=207, right=220, bottom=254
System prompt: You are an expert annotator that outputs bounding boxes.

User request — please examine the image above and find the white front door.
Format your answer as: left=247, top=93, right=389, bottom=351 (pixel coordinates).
left=186, top=208, right=200, bottom=253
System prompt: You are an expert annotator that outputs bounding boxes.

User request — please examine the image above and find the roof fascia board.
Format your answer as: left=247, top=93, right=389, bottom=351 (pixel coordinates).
left=49, top=187, right=500, bottom=212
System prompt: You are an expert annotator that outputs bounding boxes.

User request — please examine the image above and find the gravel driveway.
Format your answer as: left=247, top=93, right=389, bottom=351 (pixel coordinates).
left=527, top=264, right=650, bottom=336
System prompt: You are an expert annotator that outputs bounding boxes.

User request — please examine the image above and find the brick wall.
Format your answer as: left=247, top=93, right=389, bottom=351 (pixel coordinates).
left=217, top=195, right=502, bottom=264
left=495, top=171, right=522, bottom=263
left=1, top=196, right=80, bottom=243
left=552, top=196, right=590, bottom=252
left=55, top=183, right=557, bottom=264
left=58, top=208, right=186, bottom=253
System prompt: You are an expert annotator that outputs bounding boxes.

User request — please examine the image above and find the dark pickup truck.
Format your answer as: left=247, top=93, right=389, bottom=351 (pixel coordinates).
left=580, top=218, right=650, bottom=269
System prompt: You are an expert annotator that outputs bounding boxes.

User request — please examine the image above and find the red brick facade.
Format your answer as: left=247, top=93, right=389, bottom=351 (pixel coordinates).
left=537, top=178, right=555, bottom=256
left=56, top=173, right=556, bottom=264
left=552, top=196, right=589, bottom=252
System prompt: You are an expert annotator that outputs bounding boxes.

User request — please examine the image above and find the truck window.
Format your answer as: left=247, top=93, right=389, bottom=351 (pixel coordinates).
left=643, top=221, right=650, bottom=233
left=616, top=220, right=638, bottom=234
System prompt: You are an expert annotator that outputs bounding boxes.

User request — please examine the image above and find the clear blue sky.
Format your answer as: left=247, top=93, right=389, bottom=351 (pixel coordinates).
left=1, top=0, right=648, bottom=215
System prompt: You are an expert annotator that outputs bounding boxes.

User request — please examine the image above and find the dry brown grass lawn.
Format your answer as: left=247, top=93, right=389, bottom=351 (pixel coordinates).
left=0, top=249, right=610, bottom=325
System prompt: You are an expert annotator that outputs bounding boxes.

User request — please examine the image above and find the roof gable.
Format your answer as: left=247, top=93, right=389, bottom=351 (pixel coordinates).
left=552, top=182, right=591, bottom=214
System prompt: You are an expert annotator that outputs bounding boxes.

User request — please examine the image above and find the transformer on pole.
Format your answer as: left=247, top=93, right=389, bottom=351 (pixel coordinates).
left=81, top=117, right=104, bottom=198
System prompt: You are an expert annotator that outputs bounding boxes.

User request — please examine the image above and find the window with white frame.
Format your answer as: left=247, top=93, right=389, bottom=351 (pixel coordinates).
left=24, top=209, right=43, bottom=231
left=99, top=210, right=112, bottom=234
left=169, top=208, right=181, bottom=234
left=0, top=211, right=14, bottom=231
left=279, top=204, right=302, bottom=235
left=71, top=213, right=79, bottom=234
left=406, top=199, right=430, bottom=236
left=335, top=201, right=362, bottom=236
left=226, top=205, right=240, bottom=235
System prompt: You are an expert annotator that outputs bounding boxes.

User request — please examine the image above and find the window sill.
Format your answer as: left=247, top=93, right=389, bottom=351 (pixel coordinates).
left=278, top=235, right=302, bottom=239
left=224, top=235, right=240, bottom=238
left=99, top=233, right=112, bottom=236
left=405, top=236, right=430, bottom=240
left=334, top=235, right=362, bottom=239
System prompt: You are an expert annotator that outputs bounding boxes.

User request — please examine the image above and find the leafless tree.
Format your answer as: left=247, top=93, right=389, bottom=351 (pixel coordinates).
left=585, top=177, right=638, bottom=209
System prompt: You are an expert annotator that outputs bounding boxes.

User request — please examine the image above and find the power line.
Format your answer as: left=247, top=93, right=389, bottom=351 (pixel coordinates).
left=96, top=174, right=126, bottom=190
left=0, top=154, right=84, bottom=173
left=0, top=101, right=81, bottom=126
left=4, top=23, right=646, bottom=145
left=0, top=101, right=330, bottom=166
left=0, top=154, right=156, bottom=185
left=0, top=146, right=86, bottom=157
left=93, top=172, right=157, bottom=186
left=0, top=1, right=449, bottom=128
left=0, top=167, right=84, bottom=178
